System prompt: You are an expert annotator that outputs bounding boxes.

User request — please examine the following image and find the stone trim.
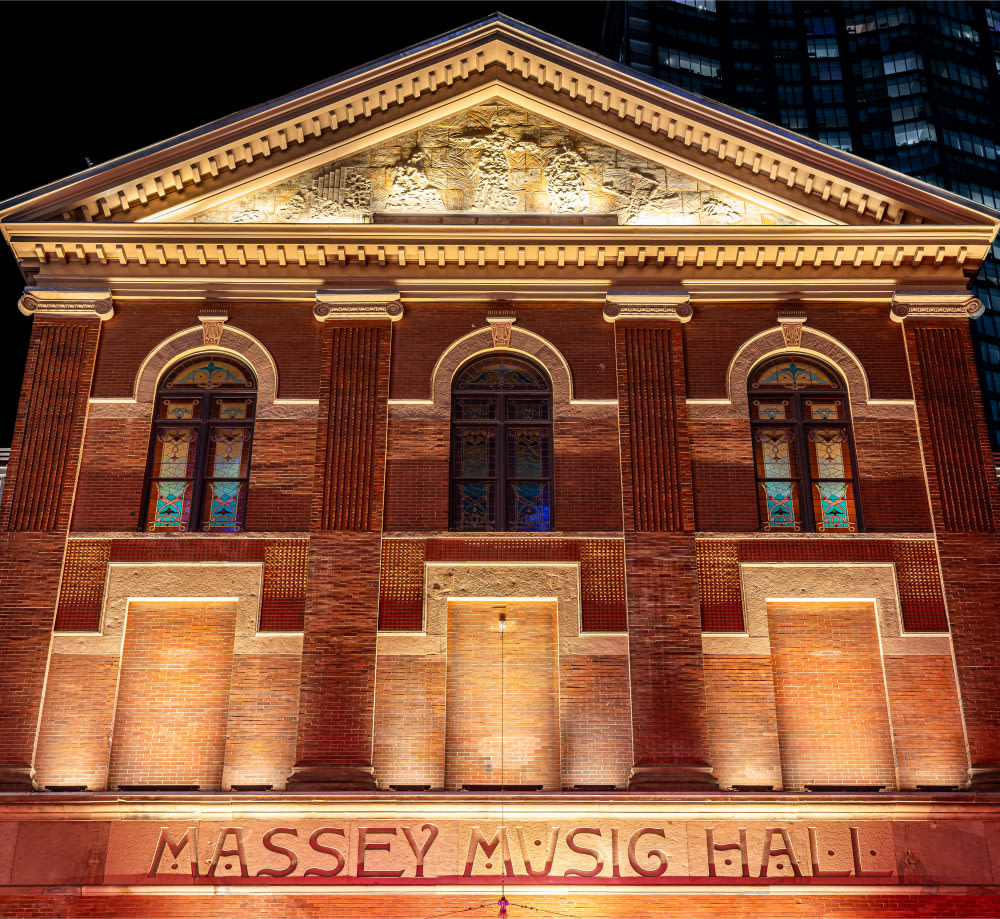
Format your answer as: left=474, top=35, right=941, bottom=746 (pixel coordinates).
left=133, top=324, right=281, bottom=416
left=702, top=562, right=952, bottom=658
left=376, top=562, right=628, bottom=658
left=314, top=289, right=403, bottom=322
left=890, top=291, right=984, bottom=322
left=603, top=290, right=692, bottom=323
left=18, top=287, right=114, bottom=320
left=51, top=562, right=301, bottom=657
left=686, top=324, right=914, bottom=422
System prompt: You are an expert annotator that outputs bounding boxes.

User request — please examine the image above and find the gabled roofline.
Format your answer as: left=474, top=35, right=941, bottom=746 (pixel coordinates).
left=1, top=14, right=997, bottom=231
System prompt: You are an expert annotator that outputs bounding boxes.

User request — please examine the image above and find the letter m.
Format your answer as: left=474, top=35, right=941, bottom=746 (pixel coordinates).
left=148, top=826, right=199, bottom=878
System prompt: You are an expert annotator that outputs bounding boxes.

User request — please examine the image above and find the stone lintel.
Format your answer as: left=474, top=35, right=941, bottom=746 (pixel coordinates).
left=604, top=290, right=692, bottom=323
left=314, top=289, right=403, bottom=322
left=890, top=290, right=984, bottom=322
left=18, top=286, right=114, bottom=320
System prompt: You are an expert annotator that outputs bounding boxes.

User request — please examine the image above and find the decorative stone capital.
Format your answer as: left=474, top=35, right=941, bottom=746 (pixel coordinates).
left=604, top=291, right=692, bottom=323
left=890, top=291, right=984, bottom=322
left=777, top=313, right=807, bottom=349
left=486, top=308, right=516, bottom=349
left=314, top=289, right=403, bottom=322
left=198, top=310, right=228, bottom=346
left=18, top=287, right=114, bottom=320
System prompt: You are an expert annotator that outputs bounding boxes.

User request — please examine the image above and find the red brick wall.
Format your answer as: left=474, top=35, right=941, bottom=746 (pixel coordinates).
left=383, top=414, right=450, bottom=531
left=34, top=653, right=119, bottom=790
left=90, top=302, right=321, bottom=399
left=558, top=654, right=632, bottom=788
left=444, top=600, right=560, bottom=790
left=388, top=303, right=617, bottom=401
left=107, top=600, right=237, bottom=790
left=684, top=302, right=913, bottom=401
left=293, top=531, right=382, bottom=770
left=703, top=654, right=782, bottom=790
left=372, top=655, right=447, bottom=789
left=223, top=653, right=301, bottom=791
left=767, top=601, right=896, bottom=791
left=617, top=324, right=693, bottom=531
left=883, top=655, right=968, bottom=789
left=71, top=418, right=149, bottom=532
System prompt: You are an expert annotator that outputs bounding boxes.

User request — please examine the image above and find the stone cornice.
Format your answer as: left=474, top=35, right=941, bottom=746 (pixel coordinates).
left=8, top=223, right=994, bottom=283
left=17, top=286, right=114, bottom=320
left=313, top=288, right=403, bottom=322
left=604, top=290, right=692, bottom=323
left=890, top=291, right=984, bottom=322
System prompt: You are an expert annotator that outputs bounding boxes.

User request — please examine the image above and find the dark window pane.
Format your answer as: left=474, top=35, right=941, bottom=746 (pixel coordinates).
left=455, top=482, right=496, bottom=530
left=507, top=482, right=551, bottom=531
left=453, top=428, right=495, bottom=479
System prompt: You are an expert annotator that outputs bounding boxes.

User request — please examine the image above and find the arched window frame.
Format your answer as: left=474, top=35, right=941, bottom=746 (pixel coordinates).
left=749, top=355, right=862, bottom=533
left=449, top=353, right=554, bottom=532
left=141, top=354, right=257, bottom=532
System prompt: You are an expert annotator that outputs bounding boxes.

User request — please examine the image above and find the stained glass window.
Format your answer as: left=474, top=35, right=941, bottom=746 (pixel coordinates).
left=450, top=355, right=553, bottom=531
left=142, top=355, right=256, bottom=532
left=749, top=356, right=861, bottom=532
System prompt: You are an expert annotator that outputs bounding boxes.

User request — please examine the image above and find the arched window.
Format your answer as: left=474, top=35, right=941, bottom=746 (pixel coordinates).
left=450, top=355, right=553, bottom=531
left=142, top=355, right=256, bottom=532
left=749, top=355, right=861, bottom=532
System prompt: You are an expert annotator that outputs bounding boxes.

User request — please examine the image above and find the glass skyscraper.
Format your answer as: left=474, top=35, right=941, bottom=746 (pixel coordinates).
left=605, top=0, right=1000, bottom=453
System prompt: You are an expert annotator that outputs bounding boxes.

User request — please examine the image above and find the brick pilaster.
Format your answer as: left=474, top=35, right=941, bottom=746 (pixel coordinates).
left=615, top=323, right=717, bottom=790
left=905, top=321, right=1000, bottom=789
left=0, top=314, right=102, bottom=789
left=288, top=321, right=391, bottom=791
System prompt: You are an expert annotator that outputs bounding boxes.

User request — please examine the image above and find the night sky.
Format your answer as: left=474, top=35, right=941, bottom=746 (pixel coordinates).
left=0, top=1, right=609, bottom=444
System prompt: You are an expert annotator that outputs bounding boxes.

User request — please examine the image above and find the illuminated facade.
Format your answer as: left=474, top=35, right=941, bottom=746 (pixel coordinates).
left=1, top=15, right=999, bottom=917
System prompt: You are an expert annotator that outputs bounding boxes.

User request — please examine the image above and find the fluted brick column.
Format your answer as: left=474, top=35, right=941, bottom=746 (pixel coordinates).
left=0, top=290, right=109, bottom=790
left=608, top=293, right=717, bottom=791
left=288, top=294, right=396, bottom=791
left=898, top=295, right=1000, bottom=789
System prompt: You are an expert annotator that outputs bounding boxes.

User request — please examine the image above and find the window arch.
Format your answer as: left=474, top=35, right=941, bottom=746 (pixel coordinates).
left=450, top=354, right=553, bottom=531
left=142, top=354, right=256, bottom=532
left=749, top=355, right=861, bottom=532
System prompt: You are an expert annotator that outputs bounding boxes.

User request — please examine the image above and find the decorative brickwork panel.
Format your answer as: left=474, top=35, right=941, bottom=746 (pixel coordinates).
left=617, top=325, right=694, bottom=532
left=379, top=537, right=627, bottom=632
left=55, top=538, right=308, bottom=634
left=697, top=539, right=947, bottom=633
left=260, top=541, right=308, bottom=631
left=315, top=325, right=391, bottom=531
left=767, top=601, right=897, bottom=791
left=696, top=541, right=743, bottom=632
left=578, top=539, right=627, bottom=631
left=2, top=319, right=100, bottom=533
left=54, top=540, right=111, bottom=631
left=378, top=540, right=426, bottom=630
left=911, top=326, right=997, bottom=533
left=107, top=600, right=237, bottom=790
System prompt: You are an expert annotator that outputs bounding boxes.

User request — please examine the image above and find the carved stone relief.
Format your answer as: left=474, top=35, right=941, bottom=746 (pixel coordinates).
left=193, top=101, right=796, bottom=227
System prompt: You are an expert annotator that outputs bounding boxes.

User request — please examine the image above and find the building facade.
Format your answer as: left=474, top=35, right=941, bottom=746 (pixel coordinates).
left=606, top=0, right=1000, bottom=458
left=1, top=15, right=999, bottom=917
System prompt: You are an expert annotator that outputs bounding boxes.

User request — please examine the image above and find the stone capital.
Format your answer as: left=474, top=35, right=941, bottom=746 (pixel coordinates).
left=604, top=290, right=692, bottom=323
left=18, top=286, right=114, bottom=320
left=314, top=289, right=403, bottom=323
left=890, top=291, right=984, bottom=322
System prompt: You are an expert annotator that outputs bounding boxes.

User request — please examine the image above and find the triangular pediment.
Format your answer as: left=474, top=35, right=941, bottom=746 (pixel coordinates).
left=1, top=14, right=997, bottom=238
left=186, top=100, right=798, bottom=228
